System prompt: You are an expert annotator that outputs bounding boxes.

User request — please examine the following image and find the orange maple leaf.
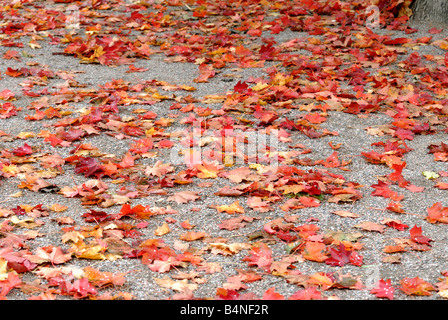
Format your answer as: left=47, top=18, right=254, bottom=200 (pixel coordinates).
left=216, top=201, right=245, bottom=214
left=195, top=161, right=223, bottom=179
left=301, top=242, right=328, bottom=262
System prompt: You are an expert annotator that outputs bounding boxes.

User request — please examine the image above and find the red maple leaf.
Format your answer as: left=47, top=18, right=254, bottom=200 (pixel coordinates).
left=426, top=202, right=448, bottom=224
left=51, top=276, right=98, bottom=299
left=325, top=243, right=352, bottom=267
left=349, top=250, right=363, bottom=266
left=382, top=218, right=409, bottom=231
left=215, top=288, right=240, bottom=300
left=370, top=180, right=403, bottom=201
left=12, top=143, right=33, bottom=156
left=242, top=242, right=273, bottom=272
left=262, top=287, right=284, bottom=300
left=233, top=81, right=249, bottom=93
left=370, top=279, right=395, bottom=300
left=0, top=102, right=17, bottom=119
left=74, top=157, right=105, bottom=178
left=299, top=196, right=320, bottom=207
left=82, top=209, right=111, bottom=223
left=409, top=225, right=432, bottom=246
left=399, top=277, right=435, bottom=296
left=289, top=287, right=322, bottom=300
left=388, top=162, right=409, bottom=187
left=0, top=272, right=22, bottom=297
left=193, top=63, right=215, bottom=83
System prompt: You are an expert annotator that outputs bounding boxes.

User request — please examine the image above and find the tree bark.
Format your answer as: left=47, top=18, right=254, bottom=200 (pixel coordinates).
left=410, top=0, right=448, bottom=24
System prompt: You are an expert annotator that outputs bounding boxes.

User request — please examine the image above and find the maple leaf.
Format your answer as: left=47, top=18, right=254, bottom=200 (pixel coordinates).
left=218, top=215, right=254, bottom=231
left=12, top=143, right=33, bottom=156
left=154, top=223, right=171, bottom=236
left=216, top=201, right=245, bottom=214
left=243, top=242, right=273, bottom=272
left=354, top=221, right=386, bottom=233
left=435, top=182, right=448, bottom=190
left=195, top=161, right=223, bottom=179
left=214, top=185, right=244, bottom=197
left=54, top=277, right=98, bottom=299
left=388, top=162, right=409, bottom=187
left=301, top=241, right=328, bottom=263
left=325, top=243, right=354, bottom=267
left=0, top=247, right=38, bottom=273
left=180, top=220, right=195, bottom=230
left=194, top=63, right=215, bottom=83
left=370, top=180, right=404, bottom=201
left=74, top=157, right=104, bottom=178
left=386, top=201, right=406, bottom=214
left=409, top=225, right=432, bottom=246
left=246, top=196, right=272, bottom=212
left=422, top=171, right=439, bottom=180
left=0, top=102, right=17, bottom=119
left=118, top=204, right=153, bottom=220
left=118, top=152, right=135, bottom=169
left=280, top=198, right=304, bottom=212
left=426, top=202, right=448, bottom=224
left=370, top=279, right=395, bottom=300
left=82, top=209, right=111, bottom=223
left=305, top=112, right=327, bottom=124
left=26, top=246, right=72, bottom=265
left=168, top=191, right=200, bottom=204
left=0, top=272, right=21, bottom=297
left=0, top=89, right=15, bottom=101
left=179, top=231, right=208, bottom=241
left=215, top=288, right=241, bottom=300
left=83, top=266, right=126, bottom=287
left=331, top=210, right=360, bottom=218
left=299, top=196, right=320, bottom=207
left=253, top=104, right=278, bottom=124
left=40, top=154, right=65, bottom=171
left=49, top=203, right=68, bottom=212
left=234, top=81, right=249, bottom=93
left=381, top=218, right=409, bottom=231
left=307, top=272, right=334, bottom=291
left=262, top=287, right=285, bottom=300
left=399, top=277, right=435, bottom=296
left=126, top=64, right=149, bottom=73
left=328, top=187, right=363, bottom=203
left=289, top=287, right=323, bottom=300
left=144, top=160, right=174, bottom=177
left=222, top=167, right=251, bottom=183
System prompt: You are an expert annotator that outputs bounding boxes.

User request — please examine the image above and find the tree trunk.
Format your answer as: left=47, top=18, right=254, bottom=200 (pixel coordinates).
left=411, top=0, right=448, bottom=24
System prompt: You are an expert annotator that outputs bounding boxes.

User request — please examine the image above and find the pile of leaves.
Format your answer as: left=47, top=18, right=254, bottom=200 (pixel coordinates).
left=0, top=0, right=448, bottom=300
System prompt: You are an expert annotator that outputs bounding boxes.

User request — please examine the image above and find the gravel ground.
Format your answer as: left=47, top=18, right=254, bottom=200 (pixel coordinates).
left=1, top=0, right=448, bottom=302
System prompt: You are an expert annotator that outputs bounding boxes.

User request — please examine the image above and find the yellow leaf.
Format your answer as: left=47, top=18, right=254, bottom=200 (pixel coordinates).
left=69, top=240, right=106, bottom=260
left=49, top=204, right=68, bottom=212
left=2, top=164, right=20, bottom=177
left=195, top=162, right=222, bottom=179
left=216, top=201, right=245, bottom=214
left=62, top=231, right=85, bottom=244
left=0, top=258, right=9, bottom=280
left=251, top=82, right=270, bottom=92
left=16, top=132, right=36, bottom=139
left=154, top=223, right=171, bottom=236
left=433, top=40, right=448, bottom=50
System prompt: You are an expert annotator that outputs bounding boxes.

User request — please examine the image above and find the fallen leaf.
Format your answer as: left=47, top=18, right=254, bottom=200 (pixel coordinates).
left=354, top=221, right=386, bottom=233
left=168, top=191, right=200, bottom=204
